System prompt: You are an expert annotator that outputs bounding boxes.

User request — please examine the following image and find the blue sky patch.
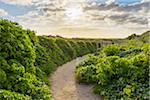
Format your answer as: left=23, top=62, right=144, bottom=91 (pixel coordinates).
left=0, top=1, right=36, bottom=16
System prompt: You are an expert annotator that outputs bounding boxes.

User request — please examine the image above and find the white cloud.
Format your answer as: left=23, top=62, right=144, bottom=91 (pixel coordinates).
left=83, top=1, right=149, bottom=27
left=0, top=0, right=35, bottom=5
left=106, top=0, right=116, bottom=5
left=17, top=11, right=39, bottom=18
left=141, top=0, right=150, bottom=3
left=0, top=9, right=8, bottom=16
left=2, top=0, right=148, bottom=38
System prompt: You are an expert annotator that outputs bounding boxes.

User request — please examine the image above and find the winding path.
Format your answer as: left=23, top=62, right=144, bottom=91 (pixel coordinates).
left=49, top=56, right=101, bottom=100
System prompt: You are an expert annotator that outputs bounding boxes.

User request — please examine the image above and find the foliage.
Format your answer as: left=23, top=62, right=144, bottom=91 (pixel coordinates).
left=103, top=45, right=121, bottom=56
left=38, top=36, right=67, bottom=65
left=76, top=38, right=150, bottom=99
left=0, top=20, right=52, bottom=100
left=0, top=89, right=31, bottom=100
left=55, top=38, right=76, bottom=61
left=0, top=20, right=36, bottom=73
left=76, top=41, right=90, bottom=56
left=0, top=19, right=97, bottom=100
left=38, top=36, right=97, bottom=67
left=127, top=31, right=150, bottom=43
left=35, top=44, right=56, bottom=75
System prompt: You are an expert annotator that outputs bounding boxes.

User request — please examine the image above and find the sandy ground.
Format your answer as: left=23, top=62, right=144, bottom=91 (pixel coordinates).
left=49, top=56, right=101, bottom=100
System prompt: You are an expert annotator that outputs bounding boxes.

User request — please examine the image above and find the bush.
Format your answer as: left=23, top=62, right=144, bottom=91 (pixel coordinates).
left=55, top=38, right=76, bottom=61
left=38, top=37, right=67, bottom=65
left=76, top=43, right=150, bottom=99
left=68, top=40, right=78, bottom=57
left=0, top=20, right=36, bottom=73
left=77, top=41, right=90, bottom=56
left=0, top=19, right=98, bottom=100
left=0, top=20, right=52, bottom=100
left=103, top=45, right=121, bottom=56
left=0, top=89, right=31, bottom=100
left=0, top=69, right=6, bottom=86
left=35, top=44, right=56, bottom=75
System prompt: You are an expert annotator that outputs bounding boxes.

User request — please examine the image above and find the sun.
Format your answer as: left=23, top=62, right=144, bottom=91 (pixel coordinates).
left=65, top=7, right=83, bottom=20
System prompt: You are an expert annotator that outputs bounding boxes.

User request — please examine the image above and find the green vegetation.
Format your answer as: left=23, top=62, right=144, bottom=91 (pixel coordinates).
left=127, top=31, right=150, bottom=43
left=76, top=32, right=150, bottom=99
left=0, top=19, right=149, bottom=100
left=0, top=89, right=31, bottom=100
left=38, top=36, right=97, bottom=73
left=0, top=19, right=97, bottom=99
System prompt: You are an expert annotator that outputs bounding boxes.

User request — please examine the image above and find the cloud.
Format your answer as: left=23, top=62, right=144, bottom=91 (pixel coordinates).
left=17, top=10, right=39, bottom=19
left=0, top=0, right=34, bottom=6
left=106, top=0, right=115, bottom=5
left=43, top=7, right=65, bottom=12
left=108, top=14, right=148, bottom=25
left=84, top=3, right=120, bottom=12
left=31, top=0, right=66, bottom=20
left=84, top=2, right=149, bottom=12
left=1, top=0, right=148, bottom=38
left=11, top=0, right=149, bottom=27
left=141, top=0, right=150, bottom=3
left=33, top=0, right=88, bottom=22
left=83, top=1, right=149, bottom=26
left=117, top=2, right=149, bottom=13
left=13, top=0, right=149, bottom=31
left=0, top=9, right=8, bottom=16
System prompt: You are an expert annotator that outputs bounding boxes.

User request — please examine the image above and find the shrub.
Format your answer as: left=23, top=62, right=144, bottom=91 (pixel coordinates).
left=38, top=36, right=67, bottom=65
left=0, top=19, right=98, bottom=100
left=76, top=43, right=150, bottom=99
left=55, top=38, right=76, bottom=61
left=0, top=20, right=36, bottom=73
left=0, top=89, right=31, bottom=100
left=103, top=45, right=121, bottom=56
left=0, top=19, right=52, bottom=100
left=35, top=44, right=56, bottom=75
left=76, top=41, right=90, bottom=56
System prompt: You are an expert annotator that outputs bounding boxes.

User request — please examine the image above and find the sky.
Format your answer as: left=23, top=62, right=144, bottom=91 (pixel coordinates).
left=0, top=0, right=149, bottom=38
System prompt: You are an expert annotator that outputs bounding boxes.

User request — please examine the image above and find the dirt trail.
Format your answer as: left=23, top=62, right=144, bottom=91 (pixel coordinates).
left=50, top=56, right=101, bottom=100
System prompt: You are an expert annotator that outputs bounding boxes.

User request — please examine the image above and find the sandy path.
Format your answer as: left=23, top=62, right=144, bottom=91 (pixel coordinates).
left=50, top=56, right=101, bottom=100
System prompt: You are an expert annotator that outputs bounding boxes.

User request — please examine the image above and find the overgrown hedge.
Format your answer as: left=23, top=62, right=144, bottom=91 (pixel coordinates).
left=0, top=19, right=97, bottom=99
left=0, top=89, right=31, bottom=100
left=75, top=36, right=150, bottom=100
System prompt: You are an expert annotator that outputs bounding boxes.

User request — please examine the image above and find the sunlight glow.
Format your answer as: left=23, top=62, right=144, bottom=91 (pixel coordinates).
left=65, top=7, right=83, bottom=20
